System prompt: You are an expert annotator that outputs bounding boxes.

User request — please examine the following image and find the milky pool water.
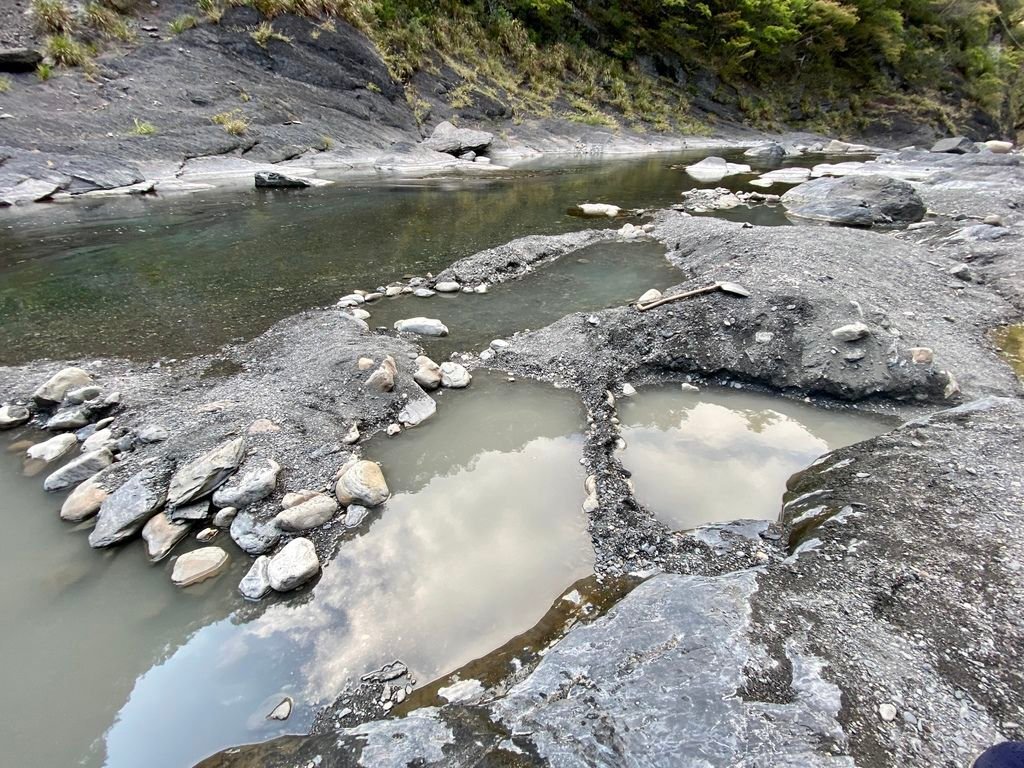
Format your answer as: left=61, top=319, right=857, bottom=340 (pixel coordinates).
left=618, top=385, right=894, bottom=530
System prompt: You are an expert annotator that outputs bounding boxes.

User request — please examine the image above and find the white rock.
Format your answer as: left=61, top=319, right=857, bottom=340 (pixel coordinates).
left=684, top=156, right=751, bottom=182
left=0, top=404, right=31, bottom=429
left=351, top=308, right=371, bottom=320
left=275, top=493, right=338, bottom=531
left=576, top=203, right=620, bottom=217
left=386, top=423, right=401, bottom=436
left=211, top=458, right=280, bottom=509
left=637, top=288, right=662, bottom=304
left=81, top=428, right=114, bottom=453
left=33, top=367, right=93, bottom=405
left=474, top=284, right=489, bottom=294
left=267, top=697, right=293, bottom=721
left=239, top=555, right=272, bottom=600
left=171, top=547, right=229, bottom=587
left=342, top=422, right=360, bottom=444
left=413, top=356, right=442, bottom=390
left=26, top=433, right=77, bottom=462
left=438, top=679, right=485, bottom=703
left=435, top=281, right=461, bottom=293
left=267, top=537, right=320, bottom=592
left=65, top=385, right=102, bottom=403
left=440, top=362, right=471, bottom=388
left=490, top=339, right=509, bottom=350
left=680, top=382, right=700, bottom=393
left=984, top=140, right=1013, bottom=154
left=344, top=504, right=369, bottom=528
left=213, top=506, right=238, bottom=527
left=621, top=383, right=636, bottom=397
left=831, top=323, right=870, bottom=342
left=399, top=395, right=436, bottom=427
left=335, top=460, right=389, bottom=506
left=394, top=317, right=449, bottom=337
left=366, top=355, right=397, bottom=392
left=749, top=167, right=812, bottom=187
left=413, top=287, right=435, bottom=297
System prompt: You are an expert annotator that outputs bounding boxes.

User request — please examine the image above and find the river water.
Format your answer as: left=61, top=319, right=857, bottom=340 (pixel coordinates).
left=0, top=150, right=890, bottom=768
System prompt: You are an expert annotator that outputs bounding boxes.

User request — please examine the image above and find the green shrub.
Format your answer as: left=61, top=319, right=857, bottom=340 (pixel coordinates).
left=0, top=76, right=10, bottom=93
left=37, top=62, right=54, bottom=81
left=129, top=117, right=157, bottom=136
left=45, top=34, right=90, bottom=67
left=168, top=14, right=197, bottom=35
left=212, top=109, right=249, bottom=135
left=250, top=20, right=292, bottom=46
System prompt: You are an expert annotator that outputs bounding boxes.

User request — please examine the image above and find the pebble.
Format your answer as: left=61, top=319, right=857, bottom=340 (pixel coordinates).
left=831, top=322, right=870, bottom=342
left=196, top=527, right=219, bottom=542
left=878, top=702, right=899, bottom=722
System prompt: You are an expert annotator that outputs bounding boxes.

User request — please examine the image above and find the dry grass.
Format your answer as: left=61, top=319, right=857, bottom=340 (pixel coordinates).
left=250, top=20, right=292, bottom=47
left=45, top=34, right=91, bottom=67
left=212, top=109, right=250, bottom=135
left=32, top=0, right=74, bottom=34
left=168, top=14, right=197, bottom=35
left=129, top=117, right=157, bottom=136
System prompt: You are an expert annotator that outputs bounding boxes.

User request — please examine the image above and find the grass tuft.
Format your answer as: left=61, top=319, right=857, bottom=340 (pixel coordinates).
left=45, top=34, right=91, bottom=67
left=168, top=14, right=197, bottom=35
left=32, top=0, right=74, bottom=34
left=129, top=117, right=157, bottom=136
left=0, top=76, right=10, bottom=94
left=250, top=20, right=292, bottom=47
left=84, top=2, right=134, bottom=40
left=37, top=62, right=54, bottom=81
left=212, top=109, right=249, bottom=135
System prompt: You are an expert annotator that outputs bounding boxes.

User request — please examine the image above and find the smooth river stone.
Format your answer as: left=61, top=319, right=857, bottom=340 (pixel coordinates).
left=89, top=471, right=167, bottom=548
left=32, top=367, right=93, bottom=405
left=167, top=437, right=246, bottom=506
left=26, top=433, right=77, bottom=463
left=238, top=555, right=272, bottom=600
left=335, top=460, right=389, bottom=507
left=171, top=547, right=229, bottom=587
left=275, top=493, right=338, bottom=532
left=0, top=404, right=31, bottom=429
left=60, top=474, right=109, bottom=522
left=211, top=457, right=280, bottom=509
left=230, top=510, right=281, bottom=555
left=43, top=448, right=113, bottom=492
left=267, top=538, right=320, bottom=592
left=142, top=513, right=191, bottom=561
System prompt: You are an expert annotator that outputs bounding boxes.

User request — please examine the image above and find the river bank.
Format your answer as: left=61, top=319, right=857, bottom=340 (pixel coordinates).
left=0, top=142, right=1021, bottom=767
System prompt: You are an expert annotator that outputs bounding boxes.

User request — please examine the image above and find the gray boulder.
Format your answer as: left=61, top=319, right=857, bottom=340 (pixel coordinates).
left=43, top=448, right=113, bottom=492
left=32, top=367, right=93, bottom=405
left=230, top=510, right=281, bottom=555
left=211, top=458, right=280, bottom=509
left=44, top=407, right=91, bottom=431
left=274, top=493, right=338, bottom=531
left=422, top=121, right=493, bottom=155
left=743, top=142, right=786, bottom=160
left=781, top=175, right=925, bottom=226
left=930, top=136, right=979, bottom=154
left=167, top=437, right=245, bottom=506
left=0, top=404, right=30, bottom=428
left=89, top=471, right=167, bottom=547
left=267, top=537, right=320, bottom=592
left=239, top=555, right=272, bottom=600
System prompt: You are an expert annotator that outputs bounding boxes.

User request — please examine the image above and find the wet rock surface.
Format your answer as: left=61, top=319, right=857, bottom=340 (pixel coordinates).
left=781, top=174, right=926, bottom=226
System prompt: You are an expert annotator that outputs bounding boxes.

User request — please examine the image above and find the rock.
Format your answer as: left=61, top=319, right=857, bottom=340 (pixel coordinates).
left=275, top=493, right=338, bottom=531
left=434, top=281, right=461, bottom=293
left=984, top=140, right=1013, bottom=154
left=440, top=362, right=471, bottom=388
left=749, top=167, right=812, bottom=187
left=81, top=428, right=114, bottom=453
left=474, top=284, right=489, bottom=294
left=878, top=702, right=899, bottom=722
left=394, top=317, right=449, bottom=337
left=637, top=288, right=662, bottom=304
left=621, top=383, right=637, bottom=397
left=33, top=367, right=93, bottom=405
left=684, top=156, right=752, bottom=182
left=167, top=437, right=246, bottom=506
left=169, top=501, right=211, bottom=522
left=196, top=527, right=219, bottom=543
left=230, top=510, right=281, bottom=555
left=575, top=203, right=621, bottom=217
left=239, top=555, right=272, bottom=600
left=342, top=423, right=360, bottom=444
left=743, top=142, right=786, bottom=160
left=930, top=136, right=978, bottom=154
left=413, top=287, right=436, bottom=298
left=60, top=474, right=108, bottom=522
left=458, top=151, right=476, bottom=161
left=171, top=547, right=229, bottom=587
left=680, top=383, right=700, bottom=393
left=89, top=471, right=167, bottom=547
left=474, top=156, right=491, bottom=165
left=364, top=292, right=383, bottom=302
left=781, top=175, right=925, bottom=226
left=831, top=322, right=871, bottom=342
left=267, top=537, right=321, bottom=592
left=366, top=355, right=397, bottom=392
left=211, top=458, right=280, bottom=509
left=254, top=171, right=311, bottom=188
left=385, top=285, right=404, bottom=297
left=0, top=404, right=30, bottom=429
left=949, top=263, right=974, bottom=282
left=351, top=308, right=371, bottom=320
left=282, top=489, right=319, bottom=509
left=43, top=448, right=113, bottom=492
left=335, top=460, right=390, bottom=507
left=137, top=425, right=169, bottom=443
left=823, top=138, right=875, bottom=153
left=422, top=120, right=493, bottom=155
left=0, top=179, right=61, bottom=206
left=141, top=512, right=191, bottom=561
left=65, top=385, right=102, bottom=404
left=267, top=697, right=293, bottom=720
left=0, top=47, right=43, bottom=73
left=343, top=504, right=369, bottom=528
left=213, top=506, right=238, bottom=527
left=247, top=418, right=280, bottom=434
left=414, top=356, right=442, bottom=390
left=983, top=214, right=1003, bottom=227
left=910, top=347, right=934, bottom=365
left=386, top=423, right=401, bottom=436
left=357, top=357, right=375, bottom=370
left=399, top=394, right=436, bottom=427
left=26, top=433, right=77, bottom=463
left=44, top=407, right=91, bottom=431
left=489, top=339, right=509, bottom=350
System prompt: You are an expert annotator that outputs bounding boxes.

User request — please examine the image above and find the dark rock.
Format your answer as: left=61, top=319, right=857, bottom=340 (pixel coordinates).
left=254, top=171, right=311, bottom=189
left=931, top=136, right=979, bottom=154
left=781, top=175, right=926, bottom=226
left=0, top=48, right=43, bottom=73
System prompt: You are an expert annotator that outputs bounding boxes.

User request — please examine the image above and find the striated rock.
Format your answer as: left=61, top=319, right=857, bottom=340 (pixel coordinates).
left=33, top=367, right=93, bottom=405
left=831, top=322, right=871, bottom=342
left=931, top=136, right=978, bottom=154
left=89, top=471, right=167, bottom=547
left=422, top=120, right=493, bottom=155
left=167, top=437, right=246, bottom=506
left=399, top=394, right=436, bottom=427
left=43, top=448, right=113, bottom=492
left=275, top=493, right=338, bottom=531
left=239, top=555, right=272, bottom=600
left=0, top=404, right=30, bottom=429
left=169, top=500, right=211, bottom=522
left=142, top=512, right=191, bottom=561
left=171, top=547, right=229, bottom=587
left=440, top=362, right=472, bottom=388
left=366, top=355, right=397, bottom=392
left=413, top=356, right=442, bottom=390
left=230, top=510, right=281, bottom=555
left=782, top=175, right=925, bottom=226
left=267, top=537, right=320, bottom=592
left=26, top=433, right=76, bottom=463
left=335, top=460, right=389, bottom=507
left=211, top=458, right=280, bottom=509
left=394, top=317, right=449, bottom=337
left=60, top=474, right=108, bottom=522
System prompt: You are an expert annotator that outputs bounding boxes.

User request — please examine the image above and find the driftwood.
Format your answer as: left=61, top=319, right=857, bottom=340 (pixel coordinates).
left=636, top=281, right=751, bottom=311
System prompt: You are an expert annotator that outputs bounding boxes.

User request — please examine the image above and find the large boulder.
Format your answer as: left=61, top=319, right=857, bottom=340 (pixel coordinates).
left=781, top=175, right=925, bottom=226
left=684, top=156, right=751, bottom=182
left=267, top=537, right=320, bottom=592
left=335, top=460, right=389, bottom=507
left=931, top=136, right=979, bottom=154
left=422, top=121, right=493, bottom=155
left=89, top=471, right=167, bottom=547
left=743, top=142, right=785, bottom=160
left=167, top=437, right=245, bottom=507
left=32, top=367, right=93, bottom=405
left=0, top=404, right=30, bottom=428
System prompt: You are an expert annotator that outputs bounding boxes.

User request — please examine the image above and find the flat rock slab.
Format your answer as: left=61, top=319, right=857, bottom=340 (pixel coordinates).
left=172, top=547, right=229, bottom=587
left=781, top=174, right=925, bottom=226
left=89, top=471, right=167, bottom=547
left=142, top=512, right=191, bottom=561
left=43, top=449, right=113, bottom=492
left=167, top=437, right=246, bottom=506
